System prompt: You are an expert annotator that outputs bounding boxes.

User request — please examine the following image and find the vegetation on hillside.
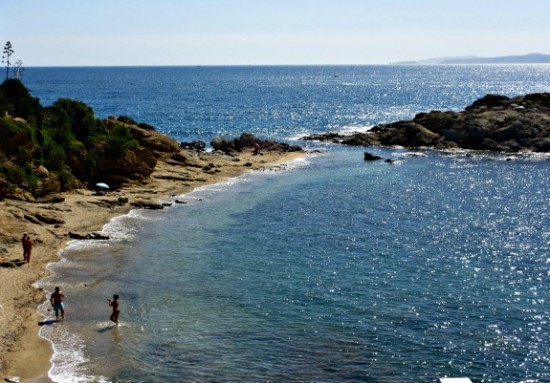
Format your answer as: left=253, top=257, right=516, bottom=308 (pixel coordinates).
left=0, top=79, right=144, bottom=199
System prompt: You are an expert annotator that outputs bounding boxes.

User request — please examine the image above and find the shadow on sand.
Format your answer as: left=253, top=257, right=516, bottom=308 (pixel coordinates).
left=38, top=319, right=59, bottom=326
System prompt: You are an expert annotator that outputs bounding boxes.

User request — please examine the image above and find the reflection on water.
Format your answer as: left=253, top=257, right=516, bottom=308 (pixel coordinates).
left=39, top=150, right=550, bottom=382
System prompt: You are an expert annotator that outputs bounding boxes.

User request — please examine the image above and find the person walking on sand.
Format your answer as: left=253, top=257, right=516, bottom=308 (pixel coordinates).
left=108, top=294, right=120, bottom=324
left=22, top=233, right=32, bottom=263
left=50, top=286, right=65, bottom=321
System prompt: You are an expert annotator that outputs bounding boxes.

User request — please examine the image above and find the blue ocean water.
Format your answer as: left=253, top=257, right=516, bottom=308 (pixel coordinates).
left=26, top=65, right=550, bottom=383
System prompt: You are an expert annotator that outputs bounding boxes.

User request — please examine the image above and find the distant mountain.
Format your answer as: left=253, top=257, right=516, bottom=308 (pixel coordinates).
left=394, top=53, right=550, bottom=65
left=441, top=53, right=550, bottom=64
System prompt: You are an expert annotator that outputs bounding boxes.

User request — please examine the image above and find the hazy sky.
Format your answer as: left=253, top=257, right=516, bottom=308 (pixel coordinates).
left=3, top=0, right=549, bottom=66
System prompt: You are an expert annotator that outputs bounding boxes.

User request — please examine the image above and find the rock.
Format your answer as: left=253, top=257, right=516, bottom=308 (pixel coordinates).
left=364, top=152, right=383, bottom=161
left=117, top=195, right=129, bottom=204
left=95, top=146, right=157, bottom=187
left=35, top=195, right=65, bottom=203
left=0, top=176, right=8, bottom=200
left=33, top=212, right=65, bottom=225
left=304, top=92, right=550, bottom=152
left=180, top=140, right=206, bottom=152
left=465, top=94, right=511, bottom=111
left=23, top=214, right=41, bottom=224
left=130, top=200, right=164, bottom=210
left=116, top=121, right=181, bottom=156
left=211, top=133, right=303, bottom=154
left=69, top=232, right=110, bottom=240
left=36, top=165, right=49, bottom=177
left=34, top=175, right=62, bottom=197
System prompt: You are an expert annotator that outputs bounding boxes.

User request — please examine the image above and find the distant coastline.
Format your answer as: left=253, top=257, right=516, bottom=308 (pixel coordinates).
left=393, top=52, right=550, bottom=65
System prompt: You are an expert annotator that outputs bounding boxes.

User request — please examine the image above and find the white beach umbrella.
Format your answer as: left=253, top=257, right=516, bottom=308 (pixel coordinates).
left=95, top=182, right=109, bottom=190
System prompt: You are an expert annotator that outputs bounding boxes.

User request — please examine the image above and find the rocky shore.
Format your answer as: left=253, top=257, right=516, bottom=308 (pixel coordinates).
left=0, top=128, right=305, bottom=382
left=303, top=92, right=550, bottom=152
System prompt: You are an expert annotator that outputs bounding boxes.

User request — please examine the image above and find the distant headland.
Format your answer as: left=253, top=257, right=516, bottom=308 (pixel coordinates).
left=393, top=53, right=550, bottom=65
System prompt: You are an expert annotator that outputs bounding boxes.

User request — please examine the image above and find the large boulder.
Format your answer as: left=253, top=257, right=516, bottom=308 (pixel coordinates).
left=0, top=176, right=8, bottom=200
left=211, top=133, right=303, bottom=154
left=104, top=117, right=181, bottom=157
left=95, top=147, right=157, bottom=187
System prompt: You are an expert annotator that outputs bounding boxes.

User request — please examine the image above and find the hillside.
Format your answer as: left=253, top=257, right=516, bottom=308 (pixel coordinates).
left=0, top=79, right=301, bottom=201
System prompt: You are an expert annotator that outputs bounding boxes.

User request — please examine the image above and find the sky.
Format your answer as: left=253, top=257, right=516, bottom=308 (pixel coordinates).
left=2, top=0, right=550, bottom=66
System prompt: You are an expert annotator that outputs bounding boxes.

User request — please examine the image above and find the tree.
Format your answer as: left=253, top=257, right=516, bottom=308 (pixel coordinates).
left=2, top=41, right=14, bottom=80
left=14, top=59, right=24, bottom=80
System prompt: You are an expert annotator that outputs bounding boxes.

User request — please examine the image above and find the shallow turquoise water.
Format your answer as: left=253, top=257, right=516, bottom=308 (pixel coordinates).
left=39, top=148, right=550, bottom=382
left=26, top=65, right=550, bottom=382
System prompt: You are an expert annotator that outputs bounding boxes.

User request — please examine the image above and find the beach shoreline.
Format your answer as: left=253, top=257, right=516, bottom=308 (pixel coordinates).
left=0, top=148, right=307, bottom=382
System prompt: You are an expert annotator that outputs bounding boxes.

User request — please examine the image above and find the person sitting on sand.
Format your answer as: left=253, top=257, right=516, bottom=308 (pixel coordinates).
left=50, top=286, right=65, bottom=321
left=108, top=294, right=120, bottom=324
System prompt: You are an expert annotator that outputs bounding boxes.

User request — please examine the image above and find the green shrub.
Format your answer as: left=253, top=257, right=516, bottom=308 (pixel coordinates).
left=45, top=144, right=66, bottom=171
left=106, top=124, right=139, bottom=158
left=118, top=115, right=138, bottom=125
left=57, top=169, right=72, bottom=191
left=6, top=164, right=25, bottom=184
left=138, top=122, right=156, bottom=131
left=0, top=79, right=42, bottom=124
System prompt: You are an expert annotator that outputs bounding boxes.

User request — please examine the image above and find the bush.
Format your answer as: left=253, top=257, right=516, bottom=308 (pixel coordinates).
left=138, top=122, right=156, bottom=131
left=57, top=169, right=73, bottom=191
left=0, top=79, right=42, bottom=124
left=106, top=124, right=139, bottom=158
left=45, top=144, right=66, bottom=171
left=6, top=164, right=25, bottom=184
left=118, top=115, right=137, bottom=125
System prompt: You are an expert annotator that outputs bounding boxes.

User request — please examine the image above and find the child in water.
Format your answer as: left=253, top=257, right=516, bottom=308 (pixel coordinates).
left=108, top=294, right=120, bottom=324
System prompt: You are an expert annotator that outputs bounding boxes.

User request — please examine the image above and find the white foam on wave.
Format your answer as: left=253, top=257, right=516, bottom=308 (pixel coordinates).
left=170, top=153, right=312, bottom=202
left=35, top=206, right=158, bottom=382
left=288, top=125, right=374, bottom=143
left=47, top=330, right=110, bottom=383
left=36, top=153, right=313, bottom=382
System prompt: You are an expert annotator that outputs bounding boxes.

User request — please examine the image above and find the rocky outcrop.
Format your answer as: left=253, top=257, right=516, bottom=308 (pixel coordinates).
left=303, top=93, right=550, bottom=152
left=364, top=152, right=383, bottom=161
left=68, top=231, right=110, bottom=240
left=211, top=133, right=303, bottom=155
left=95, top=146, right=158, bottom=186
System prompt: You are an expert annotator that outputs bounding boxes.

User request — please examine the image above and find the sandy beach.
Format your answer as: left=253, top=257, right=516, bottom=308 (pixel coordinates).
left=0, top=147, right=306, bottom=382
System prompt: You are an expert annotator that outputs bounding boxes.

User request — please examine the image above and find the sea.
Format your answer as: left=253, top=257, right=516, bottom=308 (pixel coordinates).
left=22, top=65, right=550, bottom=383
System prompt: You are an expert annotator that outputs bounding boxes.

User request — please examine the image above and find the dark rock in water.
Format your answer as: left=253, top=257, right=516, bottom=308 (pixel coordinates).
left=465, top=94, right=511, bottom=111
left=69, top=231, right=110, bottom=240
left=364, top=152, right=382, bottom=161
left=180, top=140, right=206, bottom=152
left=131, top=200, right=164, bottom=210
left=301, top=132, right=346, bottom=143
left=211, top=133, right=303, bottom=154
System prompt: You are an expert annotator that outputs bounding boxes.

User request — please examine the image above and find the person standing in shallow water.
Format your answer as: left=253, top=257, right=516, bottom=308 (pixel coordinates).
left=50, top=286, right=65, bottom=321
left=108, top=294, right=120, bottom=324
